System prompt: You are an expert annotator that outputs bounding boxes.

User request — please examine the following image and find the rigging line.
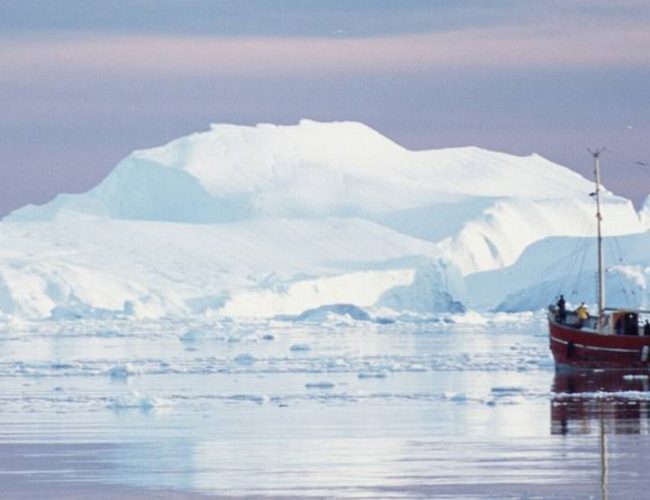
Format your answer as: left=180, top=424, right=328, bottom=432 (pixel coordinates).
left=531, top=234, right=585, bottom=295
left=617, top=269, right=632, bottom=307
left=572, top=238, right=589, bottom=301
left=553, top=236, right=589, bottom=298
left=557, top=242, right=578, bottom=295
left=564, top=239, right=585, bottom=299
left=612, top=236, right=627, bottom=266
left=614, top=239, right=638, bottom=303
left=607, top=238, right=631, bottom=307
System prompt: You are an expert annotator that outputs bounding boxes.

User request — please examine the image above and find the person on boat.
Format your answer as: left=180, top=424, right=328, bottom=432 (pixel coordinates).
left=556, top=295, right=566, bottom=324
left=615, top=317, right=623, bottom=335
left=576, top=303, right=589, bottom=328
left=644, top=320, right=650, bottom=336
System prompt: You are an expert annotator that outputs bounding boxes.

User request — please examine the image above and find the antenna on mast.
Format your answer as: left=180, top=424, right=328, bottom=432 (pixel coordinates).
left=588, top=147, right=607, bottom=323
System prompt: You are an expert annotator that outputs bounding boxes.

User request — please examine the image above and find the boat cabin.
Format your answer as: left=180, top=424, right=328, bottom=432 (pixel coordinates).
left=606, top=310, right=639, bottom=336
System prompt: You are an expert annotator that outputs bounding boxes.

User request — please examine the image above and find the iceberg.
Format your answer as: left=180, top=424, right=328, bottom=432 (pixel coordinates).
left=1, top=120, right=645, bottom=319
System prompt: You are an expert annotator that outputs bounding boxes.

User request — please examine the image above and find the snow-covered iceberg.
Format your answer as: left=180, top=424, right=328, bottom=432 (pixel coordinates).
left=1, top=120, right=645, bottom=319
left=480, top=231, right=650, bottom=313
left=9, top=119, right=596, bottom=224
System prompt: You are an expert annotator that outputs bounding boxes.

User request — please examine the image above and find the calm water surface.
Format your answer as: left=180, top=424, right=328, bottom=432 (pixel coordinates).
left=0, top=315, right=649, bottom=498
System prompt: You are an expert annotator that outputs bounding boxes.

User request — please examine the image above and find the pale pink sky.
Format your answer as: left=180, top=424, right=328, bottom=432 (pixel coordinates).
left=1, top=1, right=649, bottom=216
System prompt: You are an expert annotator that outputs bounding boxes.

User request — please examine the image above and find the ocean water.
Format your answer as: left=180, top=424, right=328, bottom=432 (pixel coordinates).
left=0, top=313, right=649, bottom=498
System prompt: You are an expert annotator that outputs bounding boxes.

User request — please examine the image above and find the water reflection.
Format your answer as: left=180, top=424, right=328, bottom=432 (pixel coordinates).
left=551, top=370, right=650, bottom=435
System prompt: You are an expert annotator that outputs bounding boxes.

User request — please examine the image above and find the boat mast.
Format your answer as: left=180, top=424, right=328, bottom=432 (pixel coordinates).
left=590, top=148, right=606, bottom=321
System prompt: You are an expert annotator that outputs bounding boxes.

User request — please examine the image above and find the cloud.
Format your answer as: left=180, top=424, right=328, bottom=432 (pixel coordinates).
left=1, top=18, right=648, bottom=82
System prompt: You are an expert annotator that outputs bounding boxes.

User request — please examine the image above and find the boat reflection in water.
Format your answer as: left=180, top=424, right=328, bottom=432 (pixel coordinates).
left=551, top=370, right=650, bottom=435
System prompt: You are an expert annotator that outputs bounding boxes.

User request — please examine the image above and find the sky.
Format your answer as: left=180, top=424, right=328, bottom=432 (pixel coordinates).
left=1, top=0, right=649, bottom=217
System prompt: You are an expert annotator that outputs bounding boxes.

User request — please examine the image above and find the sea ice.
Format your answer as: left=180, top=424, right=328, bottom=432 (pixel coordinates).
left=180, top=329, right=209, bottom=342
left=106, top=391, right=170, bottom=412
left=305, top=381, right=336, bottom=389
left=108, top=364, right=140, bottom=379
left=358, top=371, right=388, bottom=379
left=234, top=353, right=256, bottom=365
left=290, top=344, right=311, bottom=352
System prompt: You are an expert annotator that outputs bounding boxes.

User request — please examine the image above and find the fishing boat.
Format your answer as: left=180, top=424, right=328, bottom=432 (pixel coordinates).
left=548, top=150, right=650, bottom=371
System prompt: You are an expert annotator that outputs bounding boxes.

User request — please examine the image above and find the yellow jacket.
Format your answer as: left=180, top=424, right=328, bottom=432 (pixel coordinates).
left=576, top=305, right=589, bottom=320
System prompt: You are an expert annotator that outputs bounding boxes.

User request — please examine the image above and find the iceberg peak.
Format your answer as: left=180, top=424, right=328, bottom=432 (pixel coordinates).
left=6, top=119, right=599, bottom=224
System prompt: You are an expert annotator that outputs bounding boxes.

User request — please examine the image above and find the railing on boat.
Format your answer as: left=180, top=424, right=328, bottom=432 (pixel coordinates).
left=549, top=306, right=650, bottom=336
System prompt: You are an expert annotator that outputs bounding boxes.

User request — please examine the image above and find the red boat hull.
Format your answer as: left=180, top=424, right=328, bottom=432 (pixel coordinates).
left=549, top=316, right=650, bottom=371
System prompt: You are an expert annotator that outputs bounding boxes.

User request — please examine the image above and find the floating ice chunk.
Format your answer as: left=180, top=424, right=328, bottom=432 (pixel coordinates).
left=443, top=392, right=468, bottom=403
left=305, top=381, right=336, bottom=389
left=123, top=300, right=135, bottom=315
left=405, top=364, right=427, bottom=372
left=230, top=394, right=269, bottom=405
left=94, top=329, right=120, bottom=338
left=108, top=363, right=139, bottom=379
left=106, top=391, right=170, bottom=412
left=490, top=386, right=525, bottom=395
left=234, top=353, right=256, bottom=365
left=358, top=371, right=388, bottom=379
left=180, top=328, right=207, bottom=342
left=326, top=358, right=348, bottom=370
left=489, top=386, right=527, bottom=405
left=501, top=395, right=525, bottom=405
left=486, top=394, right=525, bottom=405
left=623, top=374, right=650, bottom=381
left=290, top=343, right=311, bottom=352
left=50, top=361, right=74, bottom=370
left=295, top=304, right=371, bottom=322
left=446, top=311, right=491, bottom=325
